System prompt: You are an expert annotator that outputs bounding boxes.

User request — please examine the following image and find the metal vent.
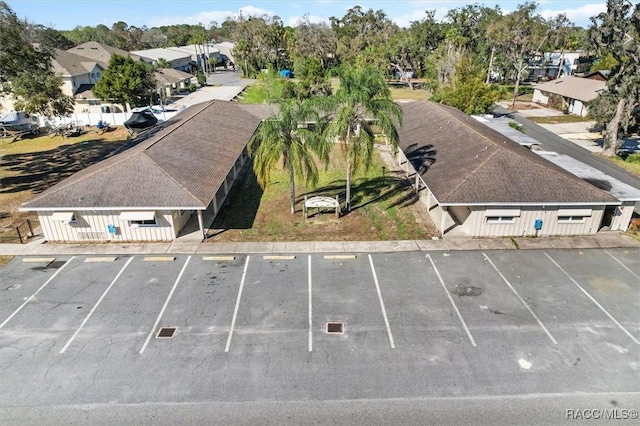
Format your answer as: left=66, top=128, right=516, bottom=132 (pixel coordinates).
left=156, top=327, right=177, bottom=338
left=325, top=322, right=345, bottom=334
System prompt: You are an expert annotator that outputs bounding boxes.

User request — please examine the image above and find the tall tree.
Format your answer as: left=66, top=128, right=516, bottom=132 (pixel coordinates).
left=588, top=0, right=640, bottom=156
left=248, top=99, right=330, bottom=213
left=487, top=2, right=546, bottom=107
left=318, top=65, right=403, bottom=212
left=92, top=54, right=156, bottom=111
left=0, top=1, right=73, bottom=117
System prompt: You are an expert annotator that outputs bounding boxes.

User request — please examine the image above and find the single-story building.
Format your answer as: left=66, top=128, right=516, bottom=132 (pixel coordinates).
left=396, top=101, right=628, bottom=238
left=532, top=76, right=606, bottom=117
left=20, top=100, right=264, bottom=242
left=154, top=68, right=194, bottom=98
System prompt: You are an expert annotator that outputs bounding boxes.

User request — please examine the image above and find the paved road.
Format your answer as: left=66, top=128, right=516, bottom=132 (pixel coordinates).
left=1, top=249, right=638, bottom=424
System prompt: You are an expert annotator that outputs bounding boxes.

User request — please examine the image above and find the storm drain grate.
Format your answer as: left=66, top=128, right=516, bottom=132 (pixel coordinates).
left=156, top=327, right=177, bottom=339
left=325, top=322, right=345, bottom=334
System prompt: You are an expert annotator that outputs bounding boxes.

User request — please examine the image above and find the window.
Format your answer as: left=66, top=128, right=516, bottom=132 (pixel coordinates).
left=129, top=218, right=157, bottom=227
left=558, top=216, right=586, bottom=223
left=486, top=216, right=515, bottom=223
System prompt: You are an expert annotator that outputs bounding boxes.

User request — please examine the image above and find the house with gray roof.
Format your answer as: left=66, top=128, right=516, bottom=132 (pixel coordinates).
left=396, top=101, right=625, bottom=237
left=52, top=42, right=146, bottom=114
left=532, top=76, right=606, bottom=116
left=21, top=100, right=262, bottom=242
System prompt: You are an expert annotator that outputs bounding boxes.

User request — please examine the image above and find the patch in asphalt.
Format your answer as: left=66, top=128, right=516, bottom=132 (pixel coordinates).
left=451, top=284, right=483, bottom=297
left=31, top=260, right=67, bottom=271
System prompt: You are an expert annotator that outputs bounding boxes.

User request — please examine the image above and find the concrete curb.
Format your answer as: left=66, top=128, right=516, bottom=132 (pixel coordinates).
left=1, top=233, right=638, bottom=256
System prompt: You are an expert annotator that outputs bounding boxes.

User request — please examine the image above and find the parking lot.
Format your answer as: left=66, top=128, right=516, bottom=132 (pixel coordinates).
left=0, top=248, right=639, bottom=418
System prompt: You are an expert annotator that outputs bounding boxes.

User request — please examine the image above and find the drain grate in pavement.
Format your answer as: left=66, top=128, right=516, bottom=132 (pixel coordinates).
left=325, top=322, right=345, bottom=334
left=156, top=327, right=177, bottom=339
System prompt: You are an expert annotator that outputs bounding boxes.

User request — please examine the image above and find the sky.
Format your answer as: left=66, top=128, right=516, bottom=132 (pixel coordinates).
left=7, top=0, right=608, bottom=31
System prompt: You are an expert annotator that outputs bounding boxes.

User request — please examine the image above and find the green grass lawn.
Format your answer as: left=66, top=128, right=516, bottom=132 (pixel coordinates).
left=0, top=126, right=132, bottom=243
left=594, top=153, right=640, bottom=177
left=528, top=115, right=594, bottom=124
left=209, top=145, right=435, bottom=242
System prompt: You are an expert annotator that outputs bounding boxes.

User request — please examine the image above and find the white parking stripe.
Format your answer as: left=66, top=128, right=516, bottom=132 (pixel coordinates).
left=426, top=254, right=477, bottom=347
left=0, top=256, right=76, bottom=329
left=544, top=252, right=640, bottom=345
left=225, top=256, right=250, bottom=353
left=60, top=257, right=134, bottom=353
left=139, top=256, right=192, bottom=354
left=483, top=253, right=558, bottom=345
left=605, top=250, right=640, bottom=281
left=308, top=255, right=313, bottom=352
left=368, top=254, right=395, bottom=349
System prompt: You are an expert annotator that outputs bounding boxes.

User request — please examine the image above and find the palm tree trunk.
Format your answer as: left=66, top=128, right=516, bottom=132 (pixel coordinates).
left=288, top=163, right=296, bottom=214
left=345, top=160, right=351, bottom=212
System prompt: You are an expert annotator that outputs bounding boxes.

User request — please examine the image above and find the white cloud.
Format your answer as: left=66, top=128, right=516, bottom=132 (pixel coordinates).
left=238, top=5, right=274, bottom=17
left=149, top=5, right=275, bottom=27
left=150, top=11, right=235, bottom=27
left=288, top=15, right=327, bottom=26
left=540, top=3, right=606, bottom=25
left=392, top=6, right=449, bottom=28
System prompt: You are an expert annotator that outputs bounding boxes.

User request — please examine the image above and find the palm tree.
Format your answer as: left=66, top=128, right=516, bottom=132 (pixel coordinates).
left=319, top=65, right=403, bottom=212
left=248, top=98, right=330, bottom=213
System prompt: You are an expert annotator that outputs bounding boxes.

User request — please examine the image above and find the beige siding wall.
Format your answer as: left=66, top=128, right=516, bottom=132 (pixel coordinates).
left=39, top=210, right=176, bottom=242
left=532, top=89, right=549, bottom=105
left=611, top=202, right=635, bottom=231
left=171, top=210, right=193, bottom=236
left=462, top=206, right=605, bottom=237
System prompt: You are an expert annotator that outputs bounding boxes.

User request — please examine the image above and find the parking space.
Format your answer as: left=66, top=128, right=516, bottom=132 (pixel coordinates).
left=145, top=256, right=247, bottom=355
left=311, top=255, right=392, bottom=351
left=0, top=248, right=639, bottom=406
left=226, top=255, right=308, bottom=352
left=60, top=256, right=188, bottom=356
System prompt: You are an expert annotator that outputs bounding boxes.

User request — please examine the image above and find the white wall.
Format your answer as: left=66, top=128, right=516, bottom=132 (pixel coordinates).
left=39, top=210, right=176, bottom=242
left=37, top=109, right=181, bottom=128
left=460, top=206, right=605, bottom=237
left=532, top=89, right=549, bottom=105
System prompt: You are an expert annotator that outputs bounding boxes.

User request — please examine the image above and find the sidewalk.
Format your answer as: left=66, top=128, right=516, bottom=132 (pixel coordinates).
left=1, top=232, right=638, bottom=256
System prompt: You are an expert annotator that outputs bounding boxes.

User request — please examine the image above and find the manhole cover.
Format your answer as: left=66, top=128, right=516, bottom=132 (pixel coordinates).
left=156, top=327, right=177, bottom=338
left=325, top=322, right=345, bottom=334
left=451, top=285, right=483, bottom=297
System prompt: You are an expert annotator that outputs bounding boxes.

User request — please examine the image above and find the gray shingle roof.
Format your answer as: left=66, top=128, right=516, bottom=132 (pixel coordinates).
left=66, top=42, right=142, bottom=66
left=22, top=100, right=263, bottom=210
left=52, top=49, right=102, bottom=77
left=534, top=76, right=606, bottom=103
left=398, top=101, right=617, bottom=205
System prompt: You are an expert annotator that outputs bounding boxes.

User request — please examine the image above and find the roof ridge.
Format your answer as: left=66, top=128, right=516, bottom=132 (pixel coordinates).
left=29, top=101, right=219, bottom=207
left=427, top=102, right=613, bottom=201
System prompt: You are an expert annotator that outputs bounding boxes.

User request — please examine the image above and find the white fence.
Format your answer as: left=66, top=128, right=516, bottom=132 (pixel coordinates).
left=36, top=109, right=182, bottom=129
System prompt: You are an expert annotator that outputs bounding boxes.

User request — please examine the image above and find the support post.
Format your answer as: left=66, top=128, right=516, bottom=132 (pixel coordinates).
left=440, top=206, right=447, bottom=238
left=197, top=210, right=205, bottom=240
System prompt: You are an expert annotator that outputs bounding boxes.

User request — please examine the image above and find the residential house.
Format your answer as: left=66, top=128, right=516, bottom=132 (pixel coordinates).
left=528, top=51, right=594, bottom=81
left=532, top=76, right=606, bottom=117
left=130, top=47, right=192, bottom=72
left=54, top=42, right=145, bottom=114
left=154, top=68, right=194, bottom=99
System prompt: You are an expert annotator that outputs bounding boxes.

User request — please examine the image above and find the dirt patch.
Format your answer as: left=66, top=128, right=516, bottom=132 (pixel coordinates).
left=0, top=127, right=134, bottom=243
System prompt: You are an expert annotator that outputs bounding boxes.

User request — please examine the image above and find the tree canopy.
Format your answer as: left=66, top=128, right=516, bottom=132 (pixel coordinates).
left=0, top=1, right=73, bottom=117
left=92, top=54, right=157, bottom=111
left=588, top=0, right=640, bottom=156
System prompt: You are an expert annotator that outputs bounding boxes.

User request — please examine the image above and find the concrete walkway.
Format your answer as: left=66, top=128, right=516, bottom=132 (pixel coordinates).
left=1, top=232, right=638, bottom=256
